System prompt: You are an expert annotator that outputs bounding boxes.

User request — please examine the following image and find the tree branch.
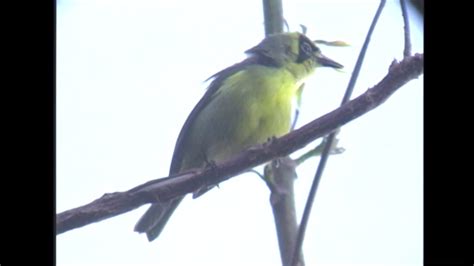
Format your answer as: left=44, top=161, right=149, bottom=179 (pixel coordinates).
left=265, top=158, right=304, bottom=266
left=56, top=53, right=423, bottom=235
left=263, top=0, right=284, bottom=36
left=400, top=0, right=412, bottom=57
left=262, top=0, right=304, bottom=265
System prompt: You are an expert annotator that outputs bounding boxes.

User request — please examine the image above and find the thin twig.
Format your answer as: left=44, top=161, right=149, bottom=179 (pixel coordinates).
left=294, top=136, right=344, bottom=166
left=290, top=1, right=387, bottom=265
left=400, top=0, right=412, bottom=57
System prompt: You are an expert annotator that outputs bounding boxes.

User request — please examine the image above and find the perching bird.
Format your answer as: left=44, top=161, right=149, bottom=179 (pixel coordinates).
left=134, top=32, right=343, bottom=241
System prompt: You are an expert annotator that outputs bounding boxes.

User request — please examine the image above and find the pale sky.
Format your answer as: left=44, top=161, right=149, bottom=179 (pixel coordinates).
left=56, top=1, right=424, bottom=265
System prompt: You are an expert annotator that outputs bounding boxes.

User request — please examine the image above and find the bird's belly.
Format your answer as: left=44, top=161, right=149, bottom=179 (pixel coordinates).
left=182, top=67, right=298, bottom=169
left=206, top=87, right=293, bottom=162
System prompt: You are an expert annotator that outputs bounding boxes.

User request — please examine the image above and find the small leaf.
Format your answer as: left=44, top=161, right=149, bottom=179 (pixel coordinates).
left=314, top=40, right=350, bottom=47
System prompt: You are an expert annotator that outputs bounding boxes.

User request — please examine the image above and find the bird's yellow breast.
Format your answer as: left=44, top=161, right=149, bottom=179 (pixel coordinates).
left=180, top=65, right=302, bottom=170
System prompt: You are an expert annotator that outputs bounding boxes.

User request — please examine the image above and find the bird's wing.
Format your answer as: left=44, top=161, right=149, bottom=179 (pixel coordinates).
left=169, top=56, right=262, bottom=174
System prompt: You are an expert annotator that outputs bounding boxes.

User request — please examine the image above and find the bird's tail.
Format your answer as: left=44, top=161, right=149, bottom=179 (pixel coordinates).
left=134, top=196, right=184, bottom=242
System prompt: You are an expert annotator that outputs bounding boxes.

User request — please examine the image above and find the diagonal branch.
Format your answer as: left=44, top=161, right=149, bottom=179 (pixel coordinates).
left=56, top=53, right=423, bottom=235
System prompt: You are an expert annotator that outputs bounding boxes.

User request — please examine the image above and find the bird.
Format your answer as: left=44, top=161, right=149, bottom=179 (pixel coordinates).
left=134, top=32, right=343, bottom=242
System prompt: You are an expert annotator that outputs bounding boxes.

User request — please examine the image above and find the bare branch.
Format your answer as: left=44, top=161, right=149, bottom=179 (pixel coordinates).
left=261, top=1, right=304, bottom=265
left=56, top=53, right=423, bottom=235
left=400, top=0, right=412, bottom=57
left=263, top=0, right=284, bottom=35
left=265, top=158, right=304, bottom=266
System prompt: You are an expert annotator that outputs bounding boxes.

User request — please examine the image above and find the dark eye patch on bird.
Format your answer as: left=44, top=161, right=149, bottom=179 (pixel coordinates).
left=297, top=34, right=319, bottom=63
left=301, top=42, right=312, bottom=56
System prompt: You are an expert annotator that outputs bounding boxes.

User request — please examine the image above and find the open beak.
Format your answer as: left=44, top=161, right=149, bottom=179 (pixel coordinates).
left=316, top=54, right=343, bottom=69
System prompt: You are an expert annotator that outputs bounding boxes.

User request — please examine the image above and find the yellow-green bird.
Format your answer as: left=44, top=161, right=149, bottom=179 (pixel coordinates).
left=134, top=32, right=343, bottom=241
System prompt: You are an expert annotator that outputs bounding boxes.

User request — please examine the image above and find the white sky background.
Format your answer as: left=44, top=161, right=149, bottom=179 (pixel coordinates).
left=56, top=1, right=424, bottom=265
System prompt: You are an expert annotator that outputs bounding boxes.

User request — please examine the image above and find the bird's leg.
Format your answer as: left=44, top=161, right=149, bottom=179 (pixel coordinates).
left=192, top=157, right=219, bottom=199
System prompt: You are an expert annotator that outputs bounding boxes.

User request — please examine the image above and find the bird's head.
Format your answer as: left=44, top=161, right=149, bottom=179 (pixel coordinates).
left=246, top=32, right=343, bottom=80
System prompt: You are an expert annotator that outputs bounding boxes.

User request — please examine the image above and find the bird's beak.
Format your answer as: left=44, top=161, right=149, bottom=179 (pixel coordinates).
left=316, top=54, right=343, bottom=69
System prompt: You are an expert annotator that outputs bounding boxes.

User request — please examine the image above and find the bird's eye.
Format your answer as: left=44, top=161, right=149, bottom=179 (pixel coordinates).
left=300, top=41, right=312, bottom=55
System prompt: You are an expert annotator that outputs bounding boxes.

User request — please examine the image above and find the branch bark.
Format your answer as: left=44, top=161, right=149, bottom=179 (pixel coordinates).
left=56, top=53, right=423, bottom=235
left=265, top=158, right=304, bottom=266
left=263, top=0, right=284, bottom=36
left=400, top=0, right=412, bottom=57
